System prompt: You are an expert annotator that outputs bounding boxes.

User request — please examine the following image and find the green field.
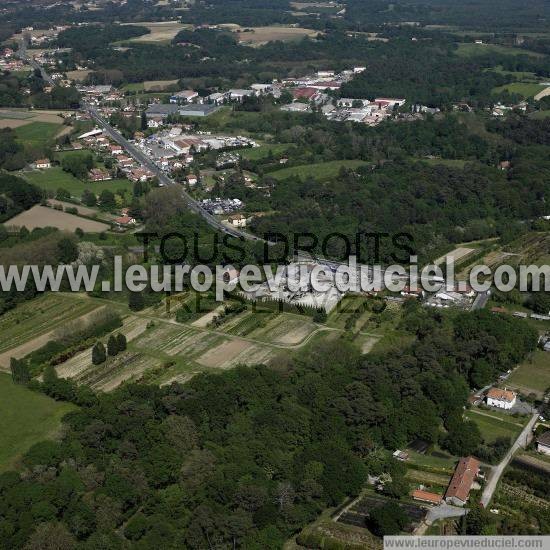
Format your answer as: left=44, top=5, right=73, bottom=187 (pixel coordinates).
left=464, top=409, right=524, bottom=444
left=23, top=167, right=134, bottom=198
left=416, top=158, right=468, bottom=169
left=269, top=160, right=366, bottom=181
left=492, top=82, right=547, bottom=98
left=456, top=43, right=544, bottom=58
left=507, top=350, right=550, bottom=396
left=0, top=373, right=75, bottom=472
left=530, top=110, right=550, bottom=120
left=236, top=143, right=292, bottom=160
left=15, top=121, right=61, bottom=147
left=0, top=294, right=99, bottom=354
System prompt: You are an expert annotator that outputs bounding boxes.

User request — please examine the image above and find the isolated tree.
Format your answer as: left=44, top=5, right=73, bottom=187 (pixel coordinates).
left=128, top=291, right=145, bottom=312
left=92, top=342, right=106, bottom=365
left=10, top=358, right=30, bottom=385
left=116, top=333, right=127, bottom=352
left=81, top=189, right=97, bottom=207
left=57, top=236, right=78, bottom=264
left=99, top=190, right=116, bottom=210
left=107, top=335, right=119, bottom=357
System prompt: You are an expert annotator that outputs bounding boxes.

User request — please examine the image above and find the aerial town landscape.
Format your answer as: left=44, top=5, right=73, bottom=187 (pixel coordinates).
left=0, top=0, right=550, bottom=548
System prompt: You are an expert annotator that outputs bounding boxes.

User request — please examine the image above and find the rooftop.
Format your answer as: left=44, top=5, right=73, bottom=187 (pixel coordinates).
left=487, top=388, right=516, bottom=403
left=445, top=456, right=480, bottom=503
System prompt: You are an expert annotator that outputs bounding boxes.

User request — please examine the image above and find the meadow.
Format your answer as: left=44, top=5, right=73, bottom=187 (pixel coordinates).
left=0, top=373, right=75, bottom=472
left=269, top=159, right=366, bottom=180
left=15, top=121, right=63, bottom=147
left=464, top=408, right=524, bottom=444
left=23, top=166, right=134, bottom=198
left=492, top=82, right=547, bottom=98
left=456, top=42, right=544, bottom=58
left=507, top=350, right=550, bottom=397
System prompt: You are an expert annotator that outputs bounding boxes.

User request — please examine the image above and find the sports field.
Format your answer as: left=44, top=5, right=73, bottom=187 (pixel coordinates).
left=0, top=373, right=75, bottom=472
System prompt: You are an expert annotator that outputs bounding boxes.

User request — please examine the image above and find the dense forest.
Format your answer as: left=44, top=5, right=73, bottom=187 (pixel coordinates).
left=0, top=306, right=537, bottom=548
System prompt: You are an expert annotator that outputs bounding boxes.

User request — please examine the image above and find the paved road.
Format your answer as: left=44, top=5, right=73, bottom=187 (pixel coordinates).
left=471, top=290, right=490, bottom=311
left=85, top=104, right=265, bottom=242
left=480, top=411, right=539, bottom=508
left=426, top=503, right=467, bottom=524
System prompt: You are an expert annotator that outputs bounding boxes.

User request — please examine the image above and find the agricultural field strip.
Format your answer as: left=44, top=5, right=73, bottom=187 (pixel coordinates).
left=0, top=297, right=98, bottom=354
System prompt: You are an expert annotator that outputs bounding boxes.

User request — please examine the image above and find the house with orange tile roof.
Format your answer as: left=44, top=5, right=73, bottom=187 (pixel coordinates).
left=486, top=387, right=516, bottom=410
left=411, top=489, right=443, bottom=505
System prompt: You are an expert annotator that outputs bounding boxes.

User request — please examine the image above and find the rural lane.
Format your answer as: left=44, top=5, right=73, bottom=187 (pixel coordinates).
left=480, top=410, right=539, bottom=508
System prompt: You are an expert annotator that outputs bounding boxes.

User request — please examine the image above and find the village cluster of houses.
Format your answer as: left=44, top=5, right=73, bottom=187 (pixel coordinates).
left=77, top=128, right=155, bottom=183
left=0, top=48, right=25, bottom=72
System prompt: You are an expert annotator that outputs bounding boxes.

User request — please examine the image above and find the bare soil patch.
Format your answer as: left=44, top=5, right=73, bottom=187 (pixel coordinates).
left=143, top=80, right=179, bottom=91
left=435, top=246, right=475, bottom=265
left=191, top=305, right=225, bottom=328
left=197, top=339, right=251, bottom=368
left=6, top=205, right=109, bottom=232
left=126, top=21, right=188, bottom=43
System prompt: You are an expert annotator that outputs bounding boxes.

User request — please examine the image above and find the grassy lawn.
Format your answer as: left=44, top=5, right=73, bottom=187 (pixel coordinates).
left=507, top=350, right=550, bottom=396
left=15, top=121, right=61, bottom=147
left=464, top=408, right=524, bottom=444
left=269, top=160, right=366, bottom=181
left=488, top=66, right=538, bottom=79
left=416, top=158, right=468, bottom=169
left=530, top=110, right=550, bottom=120
left=492, top=82, right=547, bottom=98
left=236, top=143, right=293, bottom=160
left=23, top=167, right=134, bottom=199
left=456, top=43, right=544, bottom=58
left=406, top=449, right=457, bottom=474
left=0, top=373, right=76, bottom=472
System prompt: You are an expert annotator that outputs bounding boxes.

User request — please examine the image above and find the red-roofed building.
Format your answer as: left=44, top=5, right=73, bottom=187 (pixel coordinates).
left=292, top=87, right=318, bottom=100
left=445, top=457, right=480, bottom=506
left=114, top=216, right=136, bottom=227
left=411, top=490, right=443, bottom=505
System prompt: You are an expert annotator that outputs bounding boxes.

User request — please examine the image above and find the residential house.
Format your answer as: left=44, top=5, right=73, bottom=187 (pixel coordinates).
left=228, top=213, right=248, bottom=228
left=129, top=168, right=155, bottom=183
left=110, top=144, right=123, bottom=156
left=88, top=168, right=112, bottom=182
left=250, top=83, right=273, bottom=95
left=444, top=456, right=480, bottom=506
left=114, top=215, right=137, bottom=227
left=186, top=174, right=198, bottom=186
left=536, top=431, right=550, bottom=455
left=34, top=158, right=51, bottom=169
left=486, top=388, right=516, bottom=410
left=411, top=490, right=443, bottom=505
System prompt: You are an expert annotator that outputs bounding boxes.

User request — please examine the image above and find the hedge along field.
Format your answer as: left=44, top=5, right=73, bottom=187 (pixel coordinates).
left=0, top=373, right=76, bottom=472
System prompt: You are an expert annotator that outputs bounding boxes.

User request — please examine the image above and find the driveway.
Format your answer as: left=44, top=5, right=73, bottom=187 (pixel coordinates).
left=480, top=411, right=539, bottom=508
left=426, top=503, right=467, bottom=524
